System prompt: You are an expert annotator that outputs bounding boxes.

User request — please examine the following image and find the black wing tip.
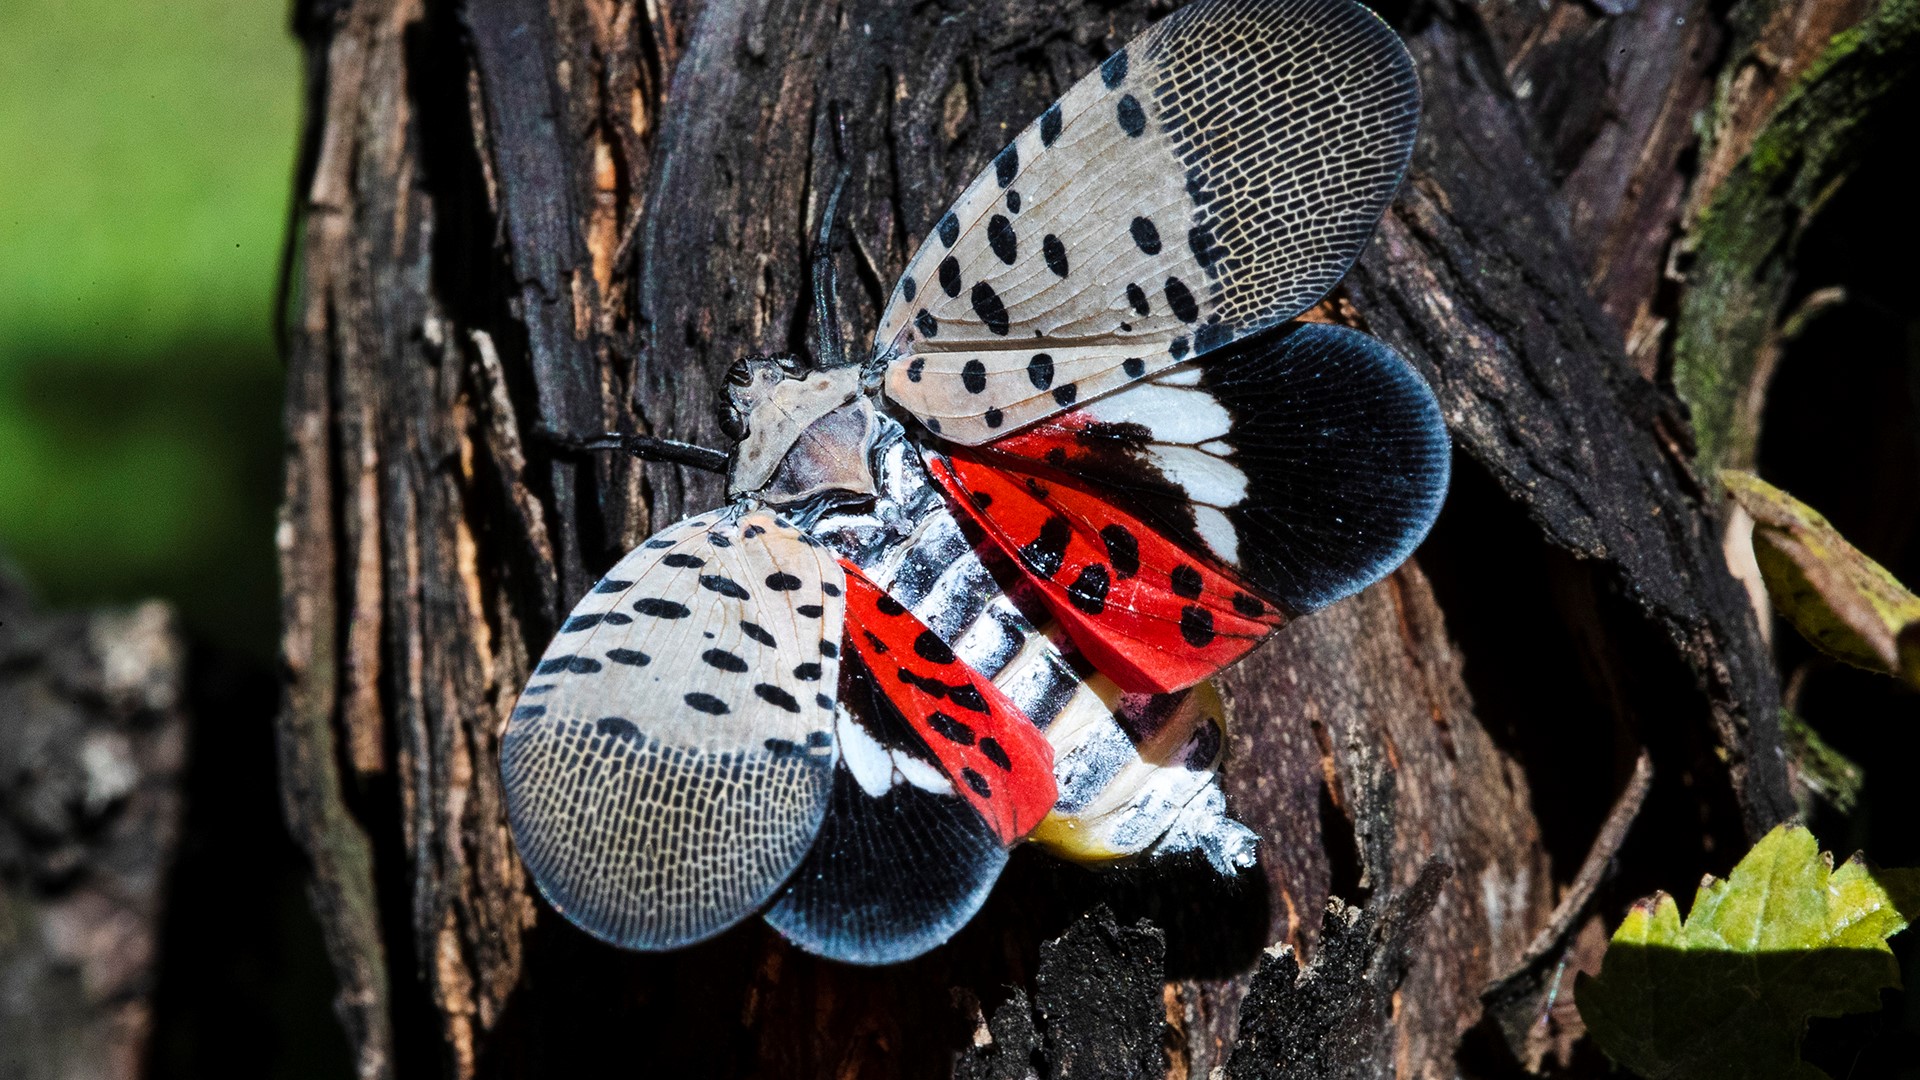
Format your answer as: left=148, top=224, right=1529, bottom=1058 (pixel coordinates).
left=1208, top=322, right=1450, bottom=614
left=763, top=765, right=1010, bottom=965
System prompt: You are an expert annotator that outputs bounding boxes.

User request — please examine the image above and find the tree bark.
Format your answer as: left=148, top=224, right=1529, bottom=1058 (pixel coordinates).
left=0, top=580, right=189, bottom=1080
left=274, top=0, right=1893, bottom=1075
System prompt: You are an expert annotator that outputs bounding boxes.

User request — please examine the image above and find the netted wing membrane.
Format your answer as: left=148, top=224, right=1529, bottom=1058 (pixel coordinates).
left=500, top=509, right=846, bottom=950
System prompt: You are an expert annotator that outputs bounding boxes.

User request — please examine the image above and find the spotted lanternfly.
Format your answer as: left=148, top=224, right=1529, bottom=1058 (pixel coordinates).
left=501, top=0, right=1449, bottom=964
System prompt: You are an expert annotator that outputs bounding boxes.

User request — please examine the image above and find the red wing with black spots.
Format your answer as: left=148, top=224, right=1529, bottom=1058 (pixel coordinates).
left=929, top=454, right=1284, bottom=694
left=838, top=563, right=1057, bottom=841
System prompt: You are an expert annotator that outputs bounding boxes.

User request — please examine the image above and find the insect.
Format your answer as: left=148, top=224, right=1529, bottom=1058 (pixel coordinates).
left=501, top=0, right=1448, bottom=965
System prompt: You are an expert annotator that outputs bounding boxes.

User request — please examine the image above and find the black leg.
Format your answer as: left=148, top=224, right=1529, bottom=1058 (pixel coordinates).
left=544, top=430, right=730, bottom=474
left=812, top=103, right=854, bottom=371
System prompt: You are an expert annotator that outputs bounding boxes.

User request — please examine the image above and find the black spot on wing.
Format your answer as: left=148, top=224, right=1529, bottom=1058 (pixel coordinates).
left=897, top=668, right=948, bottom=699
left=1026, top=353, right=1054, bottom=390
left=1123, top=356, right=1146, bottom=378
left=662, top=553, right=705, bottom=568
left=685, top=692, right=730, bottom=715
left=756, top=684, right=802, bottom=712
left=1165, top=277, right=1199, bottom=323
left=702, top=648, right=749, bottom=673
left=946, top=682, right=988, bottom=714
left=971, top=282, right=1009, bottom=336
left=1020, top=516, right=1071, bottom=579
left=994, top=143, right=1019, bottom=187
left=907, top=357, right=925, bottom=382
left=962, top=360, right=988, bottom=394
left=1043, top=234, right=1068, bottom=277
left=1051, top=383, right=1077, bottom=408
left=1170, top=564, right=1204, bottom=599
left=915, top=310, right=938, bottom=338
left=939, top=255, right=961, bottom=298
left=985, top=407, right=1004, bottom=429
left=1117, top=94, right=1145, bottom=136
left=979, top=737, right=1012, bottom=771
left=536, top=655, right=602, bottom=675
left=1068, top=564, right=1110, bottom=615
left=1126, top=282, right=1150, bottom=316
left=595, top=716, right=638, bottom=741
left=962, top=768, right=992, bottom=798
left=765, top=572, right=802, bottom=591
left=987, top=215, right=1017, bottom=264
left=593, top=578, right=632, bottom=593
left=606, top=648, right=650, bottom=666
left=902, top=275, right=917, bottom=302
left=937, top=213, right=959, bottom=247
left=1101, top=49, right=1127, bottom=88
left=633, top=598, right=691, bottom=619
left=1040, top=103, right=1062, bottom=146
left=699, top=574, right=750, bottom=599
left=1179, top=606, right=1215, bottom=648
left=1130, top=216, right=1161, bottom=255
left=913, top=631, right=956, bottom=666
left=741, top=621, right=777, bottom=647
left=927, top=711, right=975, bottom=745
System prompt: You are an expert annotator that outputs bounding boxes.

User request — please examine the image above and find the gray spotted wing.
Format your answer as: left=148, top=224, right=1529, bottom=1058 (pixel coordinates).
left=879, top=0, right=1419, bottom=444
left=500, top=507, right=846, bottom=950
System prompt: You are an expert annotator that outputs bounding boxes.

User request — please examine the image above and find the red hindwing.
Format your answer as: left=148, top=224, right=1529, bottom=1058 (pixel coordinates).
left=929, top=451, right=1284, bottom=694
left=839, top=562, right=1057, bottom=843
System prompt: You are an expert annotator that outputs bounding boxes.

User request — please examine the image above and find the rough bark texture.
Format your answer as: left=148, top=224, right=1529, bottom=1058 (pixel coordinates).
left=273, top=0, right=1896, bottom=1075
left=0, top=580, right=189, bottom=1080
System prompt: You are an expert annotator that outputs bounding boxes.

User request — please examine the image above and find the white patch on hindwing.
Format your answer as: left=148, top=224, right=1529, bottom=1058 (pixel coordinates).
left=1191, top=505, right=1241, bottom=566
left=1142, top=444, right=1248, bottom=507
left=835, top=704, right=955, bottom=798
left=1079, top=379, right=1231, bottom=443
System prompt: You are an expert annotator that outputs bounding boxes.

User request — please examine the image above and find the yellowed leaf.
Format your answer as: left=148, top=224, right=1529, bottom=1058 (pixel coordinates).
left=1721, top=470, right=1920, bottom=684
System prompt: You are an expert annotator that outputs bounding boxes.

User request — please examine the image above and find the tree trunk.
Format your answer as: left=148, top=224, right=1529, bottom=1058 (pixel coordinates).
left=275, top=0, right=1896, bottom=1075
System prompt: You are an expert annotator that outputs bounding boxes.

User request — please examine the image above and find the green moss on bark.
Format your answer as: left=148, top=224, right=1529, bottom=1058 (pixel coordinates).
left=1671, top=0, right=1920, bottom=472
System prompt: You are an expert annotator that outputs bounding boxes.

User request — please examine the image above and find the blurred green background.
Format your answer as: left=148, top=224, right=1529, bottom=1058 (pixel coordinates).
left=0, top=0, right=297, bottom=654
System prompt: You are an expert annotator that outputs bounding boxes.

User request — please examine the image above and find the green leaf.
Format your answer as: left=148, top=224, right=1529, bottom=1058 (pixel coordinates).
left=1577, top=825, right=1920, bottom=1079
left=1722, top=469, right=1920, bottom=687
